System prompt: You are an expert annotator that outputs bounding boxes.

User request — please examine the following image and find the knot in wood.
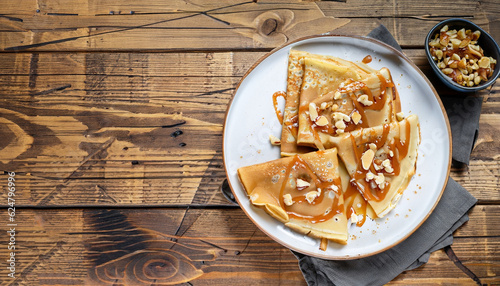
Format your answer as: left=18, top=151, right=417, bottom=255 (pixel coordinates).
left=261, top=18, right=279, bottom=36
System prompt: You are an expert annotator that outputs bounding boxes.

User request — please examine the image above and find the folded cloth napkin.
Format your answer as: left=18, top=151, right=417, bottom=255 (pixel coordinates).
left=293, top=24, right=479, bottom=286
left=440, top=94, right=482, bottom=166
left=368, top=24, right=482, bottom=166
left=293, top=178, right=476, bottom=286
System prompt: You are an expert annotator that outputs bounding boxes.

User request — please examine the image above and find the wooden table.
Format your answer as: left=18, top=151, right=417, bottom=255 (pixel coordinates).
left=0, top=1, right=499, bottom=285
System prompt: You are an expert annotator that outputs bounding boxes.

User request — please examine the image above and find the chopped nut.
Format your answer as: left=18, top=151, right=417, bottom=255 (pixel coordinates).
left=365, top=171, right=375, bottom=182
left=478, top=57, right=490, bottom=69
left=361, top=149, right=375, bottom=170
left=435, top=49, right=443, bottom=60
left=320, top=102, right=328, bottom=110
left=283, top=194, right=294, bottom=206
left=474, top=75, right=481, bottom=85
left=430, top=27, right=496, bottom=87
left=309, top=102, right=318, bottom=122
left=296, top=178, right=310, bottom=191
left=269, top=134, right=281, bottom=146
left=382, top=159, right=394, bottom=173
left=315, top=115, right=329, bottom=126
left=335, top=120, right=346, bottom=130
left=305, top=191, right=319, bottom=204
left=442, top=68, right=454, bottom=75
left=331, top=104, right=339, bottom=111
left=396, top=112, right=405, bottom=121
left=374, top=173, right=385, bottom=189
left=369, top=143, right=377, bottom=151
left=332, top=112, right=350, bottom=122
left=350, top=212, right=359, bottom=223
left=457, top=28, right=466, bottom=40
left=472, top=30, right=481, bottom=41
left=328, top=184, right=339, bottom=192
left=335, top=129, right=345, bottom=134
left=458, top=58, right=467, bottom=69
left=357, top=94, right=373, bottom=106
left=351, top=111, right=362, bottom=125
left=334, top=91, right=342, bottom=100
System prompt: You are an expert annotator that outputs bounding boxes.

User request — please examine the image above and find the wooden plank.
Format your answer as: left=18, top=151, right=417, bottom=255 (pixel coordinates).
left=0, top=51, right=499, bottom=206
left=0, top=207, right=497, bottom=285
left=0, top=0, right=498, bottom=51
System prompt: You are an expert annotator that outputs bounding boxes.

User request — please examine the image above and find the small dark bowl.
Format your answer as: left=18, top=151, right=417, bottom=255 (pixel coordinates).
left=425, top=18, right=500, bottom=92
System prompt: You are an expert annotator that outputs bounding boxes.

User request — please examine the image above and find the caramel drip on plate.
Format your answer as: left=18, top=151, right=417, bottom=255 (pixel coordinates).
left=279, top=155, right=343, bottom=224
left=273, top=91, right=286, bottom=125
left=362, top=55, right=372, bottom=64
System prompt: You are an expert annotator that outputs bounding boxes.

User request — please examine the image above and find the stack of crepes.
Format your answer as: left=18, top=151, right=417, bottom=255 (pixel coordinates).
left=237, top=50, right=420, bottom=249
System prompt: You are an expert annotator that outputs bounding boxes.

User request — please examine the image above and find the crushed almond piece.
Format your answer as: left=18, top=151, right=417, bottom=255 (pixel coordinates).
left=335, top=120, right=346, bottom=130
left=382, top=159, right=394, bottom=173
left=269, top=134, right=281, bottom=146
left=366, top=171, right=375, bottom=182
left=369, top=143, right=377, bottom=151
left=328, top=184, right=339, bottom=192
left=334, top=91, right=342, bottom=100
left=305, top=191, right=319, bottom=203
left=357, top=94, right=373, bottom=106
left=296, top=178, right=310, bottom=190
left=283, top=194, right=294, bottom=206
left=351, top=111, right=361, bottom=125
left=396, top=112, right=405, bottom=121
left=350, top=212, right=359, bottom=223
left=315, top=115, right=329, bottom=126
left=374, top=173, right=385, bottom=189
left=361, top=149, right=375, bottom=170
left=332, top=112, right=350, bottom=122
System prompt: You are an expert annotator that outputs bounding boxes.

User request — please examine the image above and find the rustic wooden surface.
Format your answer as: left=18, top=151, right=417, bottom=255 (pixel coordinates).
left=0, top=0, right=499, bottom=285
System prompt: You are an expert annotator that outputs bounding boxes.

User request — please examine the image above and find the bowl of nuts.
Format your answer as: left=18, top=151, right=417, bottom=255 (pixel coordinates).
left=425, top=18, right=500, bottom=92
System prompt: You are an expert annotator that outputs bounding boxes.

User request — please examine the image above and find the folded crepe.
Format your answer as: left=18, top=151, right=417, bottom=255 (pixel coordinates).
left=335, top=114, right=420, bottom=218
left=296, top=56, right=400, bottom=150
left=237, top=148, right=349, bottom=244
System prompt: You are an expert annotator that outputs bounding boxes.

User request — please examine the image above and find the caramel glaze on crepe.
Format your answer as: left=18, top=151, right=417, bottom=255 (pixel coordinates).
left=237, top=148, right=349, bottom=245
left=297, top=56, right=400, bottom=151
left=335, top=115, right=420, bottom=218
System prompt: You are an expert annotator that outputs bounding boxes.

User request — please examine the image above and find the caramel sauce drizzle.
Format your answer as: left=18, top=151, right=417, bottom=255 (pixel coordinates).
left=343, top=181, right=368, bottom=227
left=307, top=74, right=394, bottom=138
left=279, top=155, right=344, bottom=224
left=362, top=55, right=372, bottom=64
left=272, top=91, right=286, bottom=125
left=349, top=120, right=411, bottom=205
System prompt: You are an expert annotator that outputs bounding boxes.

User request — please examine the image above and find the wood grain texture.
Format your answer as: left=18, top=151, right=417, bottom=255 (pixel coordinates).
left=0, top=1, right=499, bottom=284
left=0, top=0, right=498, bottom=51
left=0, top=51, right=499, bottom=206
left=0, top=207, right=497, bottom=285
left=0, top=49, right=500, bottom=206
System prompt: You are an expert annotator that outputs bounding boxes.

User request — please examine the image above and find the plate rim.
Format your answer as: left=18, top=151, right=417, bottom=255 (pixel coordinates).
left=222, top=34, right=452, bottom=260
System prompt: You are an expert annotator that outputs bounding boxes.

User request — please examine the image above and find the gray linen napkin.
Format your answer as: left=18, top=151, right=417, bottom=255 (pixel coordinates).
left=440, top=95, right=482, bottom=166
left=292, top=24, right=479, bottom=286
left=369, top=24, right=481, bottom=166
left=293, top=178, right=477, bottom=286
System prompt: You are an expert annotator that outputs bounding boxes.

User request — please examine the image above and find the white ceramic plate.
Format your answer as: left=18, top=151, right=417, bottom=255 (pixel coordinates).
left=223, top=35, right=451, bottom=259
